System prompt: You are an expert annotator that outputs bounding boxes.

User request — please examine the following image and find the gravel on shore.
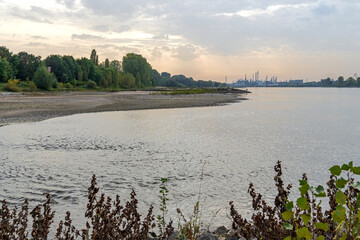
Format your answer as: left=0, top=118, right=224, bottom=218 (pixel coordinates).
left=0, top=91, right=247, bottom=126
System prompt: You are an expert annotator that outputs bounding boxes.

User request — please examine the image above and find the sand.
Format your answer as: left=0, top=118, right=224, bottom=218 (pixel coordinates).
left=0, top=91, right=247, bottom=126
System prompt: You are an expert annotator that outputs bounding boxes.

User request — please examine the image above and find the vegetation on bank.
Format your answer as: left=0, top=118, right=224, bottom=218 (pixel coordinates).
left=1, top=161, right=360, bottom=239
left=0, top=46, right=226, bottom=93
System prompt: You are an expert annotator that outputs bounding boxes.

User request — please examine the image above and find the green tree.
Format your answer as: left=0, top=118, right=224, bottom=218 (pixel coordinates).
left=338, top=76, right=344, bottom=87
left=110, top=60, right=122, bottom=72
left=345, top=77, right=357, bottom=87
left=90, top=49, right=98, bottom=66
left=136, top=72, right=141, bottom=88
left=0, top=57, right=11, bottom=82
left=45, top=55, right=68, bottom=82
left=122, top=53, right=152, bottom=87
left=16, top=52, right=41, bottom=81
left=33, top=64, right=57, bottom=90
left=104, top=58, right=110, bottom=68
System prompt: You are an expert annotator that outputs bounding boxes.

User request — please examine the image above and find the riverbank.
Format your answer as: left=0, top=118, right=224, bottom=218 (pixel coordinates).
left=0, top=91, right=247, bottom=126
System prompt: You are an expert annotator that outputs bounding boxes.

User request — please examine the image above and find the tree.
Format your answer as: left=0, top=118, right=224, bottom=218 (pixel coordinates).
left=122, top=53, right=152, bottom=87
left=338, top=76, right=344, bottom=87
left=104, top=58, right=110, bottom=68
left=161, top=72, right=171, bottom=78
left=16, top=52, right=41, bottom=81
left=110, top=60, right=122, bottom=72
left=345, top=77, right=357, bottom=87
left=45, top=55, right=68, bottom=82
left=0, top=57, right=11, bottom=82
left=90, top=49, right=98, bottom=66
left=33, top=64, right=57, bottom=90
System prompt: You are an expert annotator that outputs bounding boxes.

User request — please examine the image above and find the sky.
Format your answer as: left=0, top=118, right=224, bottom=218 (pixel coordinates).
left=0, top=0, right=359, bottom=82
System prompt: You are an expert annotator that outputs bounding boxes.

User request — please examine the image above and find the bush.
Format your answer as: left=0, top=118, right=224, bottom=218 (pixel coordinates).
left=29, top=81, right=37, bottom=92
left=4, top=79, right=21, bottom=92
left=64, top=82, right=72, bottom=90
left=86, top=80, right=97, bottom=89
left=33, top=65, right=57, bottom=90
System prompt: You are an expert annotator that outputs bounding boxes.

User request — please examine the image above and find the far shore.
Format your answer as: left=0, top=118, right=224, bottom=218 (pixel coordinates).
left=0, top=91, right=248, bottom=126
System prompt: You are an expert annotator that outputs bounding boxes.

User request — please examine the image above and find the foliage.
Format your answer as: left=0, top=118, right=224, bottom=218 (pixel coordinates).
left=86, top=80, right=97, bottom=89
left=157, top=178, right=169, bottom=236
left=230, top=161, right=360, bottom=240
left=122, top=53, right=152, bottom=87
left=4, top=79, right=21, bottom=92
left=16, top=51, right=42, bottom=81
left=29, top=81, right=37, bottom=92
left=33, top=65, right=57, bottom=90
left=0, top=57, right=12, bottom=82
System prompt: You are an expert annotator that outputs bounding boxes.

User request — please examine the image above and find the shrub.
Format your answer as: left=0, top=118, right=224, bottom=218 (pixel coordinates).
left=64, top=82, right=72, bottom=90
left=29, top=81, right=37, bottom=92
left=86, top=80, right=97, bottom=89
left=33, top=65, right=57, bottom=90
left=4, top=79, right=21, bottom=92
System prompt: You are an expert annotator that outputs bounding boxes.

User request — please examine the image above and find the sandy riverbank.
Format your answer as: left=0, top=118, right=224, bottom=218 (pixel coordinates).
left=0, top=91, right=247, bottom=126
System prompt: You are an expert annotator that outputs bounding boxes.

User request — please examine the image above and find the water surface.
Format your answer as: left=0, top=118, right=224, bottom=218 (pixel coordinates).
left=1, top=88, right=360, bottom=228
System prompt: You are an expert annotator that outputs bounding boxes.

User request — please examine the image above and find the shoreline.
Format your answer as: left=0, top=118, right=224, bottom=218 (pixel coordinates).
left=0, top=91, right=248, bottom=126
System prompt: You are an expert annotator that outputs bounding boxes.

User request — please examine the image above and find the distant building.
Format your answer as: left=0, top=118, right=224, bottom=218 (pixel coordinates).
left=289, top=79, right=303, bottom=84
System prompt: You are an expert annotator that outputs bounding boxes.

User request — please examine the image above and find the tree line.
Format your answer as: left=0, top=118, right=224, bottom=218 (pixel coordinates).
left=0, top=46, right=225, bottom=91
left=321, top=76, right=360, bottom=87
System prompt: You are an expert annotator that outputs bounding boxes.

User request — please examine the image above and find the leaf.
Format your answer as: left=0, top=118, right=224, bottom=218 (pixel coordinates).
left=332, top=205, right=346, bottom=223
left=314, top=185, right=326, bottom=197
left=296, top=227, right=311, bottom=240
left=299, top=180, right=308, bottom=186
left=341, top=164, right=350, bottom=171
left=352, top=167, right=360, bottom=175
left=314, top=222, right=329, bottom=231
left=335, top=191, right=346, bottom=205
left=284, top=222, right=293, bottom=230
left=316, top=236, right=325, bottom=240
left=282, top=210, right=294, bottom=221
left=301, top=214, right=311, bottom=225
left=339, top=235, right=347, bottom=240
left=283, top=237, right=292, bottom=240
left=330, top=165, right=341, bottom=176
left=299, top=183, right=310, bottom=196
left=297, top=197, right=309, bottom=211
left=286, top=201, right=294, bottom=211
left=349, top=161, right=353, bottom=168
left=336, top=178, right=348, bottom=189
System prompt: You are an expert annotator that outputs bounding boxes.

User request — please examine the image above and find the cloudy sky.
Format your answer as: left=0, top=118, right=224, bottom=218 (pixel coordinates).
left=0, top=0, right=359, bottom=82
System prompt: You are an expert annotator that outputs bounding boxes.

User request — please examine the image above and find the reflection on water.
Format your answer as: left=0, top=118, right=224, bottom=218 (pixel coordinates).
left=1, top=88, right=360, bottom=228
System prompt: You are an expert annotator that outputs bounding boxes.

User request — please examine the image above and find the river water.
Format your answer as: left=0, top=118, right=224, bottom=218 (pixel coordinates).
left=1, top=88, right=360, bottom=229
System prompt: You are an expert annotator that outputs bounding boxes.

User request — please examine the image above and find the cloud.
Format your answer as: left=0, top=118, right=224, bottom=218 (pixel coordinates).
left=10, top=7, right=53, bottom=24
left=172, top=44, right=198, bottom=61
left=215, top=3, right=309, bottom=18
left=71, top=33, right=105, bottom=40
left=56, top=0, right=76, bottom=8
left=30, top=35, right=48, bottom=40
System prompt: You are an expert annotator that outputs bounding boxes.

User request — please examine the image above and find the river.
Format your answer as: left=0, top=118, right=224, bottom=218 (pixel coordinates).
left=1, top=88, right=360, bottom=229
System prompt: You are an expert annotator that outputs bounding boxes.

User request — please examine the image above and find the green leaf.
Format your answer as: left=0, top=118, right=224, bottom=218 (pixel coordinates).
left=314, top=222, right=328, bottom=231
left=314, top=185, right=326, bottom=197
left=284, top=222, right=293, bottom=230
left=283, top=237, right=292, bottom=240
left=286, top=201, right=294, bottom=211
left=299, top=180, right=308, bottom=186
left=341, top=164, right=350, bottom=171
left=297, top=197, right=309, bottom=211
left=339, top=235, right=347, bottom=240
left=282, top=210, right=294, bottom=221
left=352, top=182, right=360, bottom=190
left=336, top=178, right=348, bottom=189
left=296, top=227, right=311, bottom=240
left=316, top=236, right=325, bottom=240
left=330, top=165, right=341, bottom=176
left=301, top=214, right=311, bottom=225
left=349, top=161, right=353, bottom=168
left=332, top=205, right=346, bottom=223
left=299, top=183, right=310, bottom=196
left=352, top=167, right=360, bottom=175
left=336, top=191, right=346, bottom=205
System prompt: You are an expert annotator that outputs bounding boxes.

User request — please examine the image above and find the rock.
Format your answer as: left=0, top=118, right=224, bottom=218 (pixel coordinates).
left=214, top=226, right=228, bottom=236
left=198, top=231, right=219, bottom=240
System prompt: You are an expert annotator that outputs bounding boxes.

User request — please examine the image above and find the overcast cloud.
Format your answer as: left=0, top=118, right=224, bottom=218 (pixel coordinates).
left=0, top=0, right=359, bottom=81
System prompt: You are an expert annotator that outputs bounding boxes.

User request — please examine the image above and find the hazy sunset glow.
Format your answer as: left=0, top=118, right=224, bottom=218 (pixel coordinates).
left=1, top=0, right=359, bottom=82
